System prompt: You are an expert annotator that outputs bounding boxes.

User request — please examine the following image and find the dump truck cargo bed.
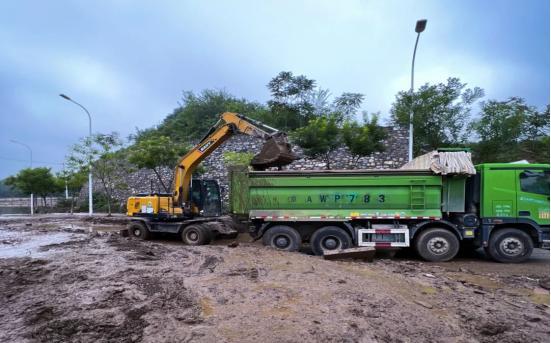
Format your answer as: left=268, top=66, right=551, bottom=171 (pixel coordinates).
left=230, top=168, right=448, bottom=220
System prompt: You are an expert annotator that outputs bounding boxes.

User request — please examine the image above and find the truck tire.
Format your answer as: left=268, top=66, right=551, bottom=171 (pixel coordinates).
left=128, top=221, right=151, bottom=240
left=262, top=225, right=301, bottom=252
left=485, top=228, right=533, bottom=263
left=181, top=225, right=211, bottom=246
left=414, top=228, right=459, bottom=262
left=310, top=226, right=353, bottom=256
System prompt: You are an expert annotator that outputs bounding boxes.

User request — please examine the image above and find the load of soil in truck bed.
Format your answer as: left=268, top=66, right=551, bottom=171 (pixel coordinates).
left=0, top=214, right=549, bottom=342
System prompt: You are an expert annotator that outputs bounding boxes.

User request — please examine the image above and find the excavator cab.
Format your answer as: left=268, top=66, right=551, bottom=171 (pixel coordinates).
left=190, top=179, right=222, bottom=217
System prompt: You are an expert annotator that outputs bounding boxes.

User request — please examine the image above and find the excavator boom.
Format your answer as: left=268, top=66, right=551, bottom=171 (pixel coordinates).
left=125, top=112, right=297, bottom=244
left=127, top=112, right=296, bottom=218
left=171, top=112, right=296, bottom=211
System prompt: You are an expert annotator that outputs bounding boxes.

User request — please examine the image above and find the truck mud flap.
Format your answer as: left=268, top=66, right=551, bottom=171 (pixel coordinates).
left=323, top=247, right=376, bottom=261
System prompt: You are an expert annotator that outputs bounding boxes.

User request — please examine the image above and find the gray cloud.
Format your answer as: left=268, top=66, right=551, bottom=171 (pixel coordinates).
left=0, top=0, right=548, bottom=178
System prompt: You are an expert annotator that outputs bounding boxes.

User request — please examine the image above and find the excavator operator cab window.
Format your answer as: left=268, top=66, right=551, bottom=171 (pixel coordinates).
left=190, top=179, right=222, bottom=217
left=202, top=180, right=222, bottom=217
left=191, top=180, right=202, bottom=207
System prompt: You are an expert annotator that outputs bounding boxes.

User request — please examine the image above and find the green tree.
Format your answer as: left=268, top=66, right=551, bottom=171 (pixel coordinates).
left=5, top=168, right=59, bottom=209
left=333, top=93, right=365, bottom=122
left=67, top=132, right=130, bottom=215
left=391, top=77, right=484, bottom=156
left=0, top=179, right=24, bottom=197
left=523, top=105, right=550, bottom=138
left=267, top=72, right=366, bottom=129
left=267, top=71, right=317, bottom=131
left=129, top=136, right=189, bottom=192
left=57, top=170, right=87, bottom=214
left=470, top=97, right=547, bottom=163
left=342, top=113, right=387, bottom=167
left=309, top=88, right=332, bottom=116
left=136, top=89, right=269, bottom=144
left=519, top=105, right=550, bottom=163
left=291, top=115, right=340, bottom=169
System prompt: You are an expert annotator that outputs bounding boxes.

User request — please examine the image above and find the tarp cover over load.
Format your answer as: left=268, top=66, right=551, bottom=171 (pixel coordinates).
left=400, top=149, right=476, bottom=175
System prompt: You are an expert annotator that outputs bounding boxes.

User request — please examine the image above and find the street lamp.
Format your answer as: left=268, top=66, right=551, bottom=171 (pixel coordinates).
left=9, top=139, right=33, bottom=215
left=60, top=93, right=93, bottom=216
left=408, top=19, right=427, bottom=162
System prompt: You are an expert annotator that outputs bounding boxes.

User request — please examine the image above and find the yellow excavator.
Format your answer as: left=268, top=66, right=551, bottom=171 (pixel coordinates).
left=126, top=112, right=296, bottom=244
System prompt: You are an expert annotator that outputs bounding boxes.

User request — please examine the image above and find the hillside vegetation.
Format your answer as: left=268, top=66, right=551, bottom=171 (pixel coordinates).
left=130, top=73, right=549, bottom=164
left=4, top=72, right=549, bottom=212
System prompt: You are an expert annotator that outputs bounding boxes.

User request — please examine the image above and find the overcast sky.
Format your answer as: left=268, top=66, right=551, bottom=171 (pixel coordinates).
left=0, top=0, right=549, bottom=179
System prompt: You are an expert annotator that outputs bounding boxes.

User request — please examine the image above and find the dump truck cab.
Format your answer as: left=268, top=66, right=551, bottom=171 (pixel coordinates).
left=474, top=163, right=550, bottom=258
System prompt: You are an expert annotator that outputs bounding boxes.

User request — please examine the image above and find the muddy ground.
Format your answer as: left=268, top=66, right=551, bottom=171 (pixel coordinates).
left=0, top=215, right=549, bottom=343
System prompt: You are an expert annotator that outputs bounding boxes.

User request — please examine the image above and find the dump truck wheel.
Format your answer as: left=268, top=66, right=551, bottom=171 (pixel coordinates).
left=486, top=228, right=533, bottom=263
left=414, top=228, right=459, bottom=262
left=310, top=226, right=353, bottom=256
left=128, top=221, right=150, bottom=240
left=181, top=225, right=211, bottom=246
left=262, top=225, right=301, bottom=252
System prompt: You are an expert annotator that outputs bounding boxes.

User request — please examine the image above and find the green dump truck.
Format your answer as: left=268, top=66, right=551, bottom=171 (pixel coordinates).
left=230, top=157, right=550, bottom=262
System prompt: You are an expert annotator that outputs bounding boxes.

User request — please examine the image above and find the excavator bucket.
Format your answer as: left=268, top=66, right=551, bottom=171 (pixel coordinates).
left=250, top=133, right=298, bottom=170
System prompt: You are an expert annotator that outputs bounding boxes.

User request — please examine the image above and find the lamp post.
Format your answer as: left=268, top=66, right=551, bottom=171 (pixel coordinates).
left=9, top=139, right=33, bottom=215
left=59, top=94, right=93, bottom=216
left=62, top=162, right=69, bottom=200
left=408, top=19, right=427, bottom=162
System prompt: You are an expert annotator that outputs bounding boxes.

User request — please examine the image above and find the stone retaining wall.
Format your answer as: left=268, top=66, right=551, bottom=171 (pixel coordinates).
left=90, top=127, right=408, bottom=210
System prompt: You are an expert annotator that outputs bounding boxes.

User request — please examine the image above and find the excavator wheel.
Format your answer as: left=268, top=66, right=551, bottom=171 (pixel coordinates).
left=128, top=221, right=151, bottom=240
left=181, top=225, right=211, bottom=246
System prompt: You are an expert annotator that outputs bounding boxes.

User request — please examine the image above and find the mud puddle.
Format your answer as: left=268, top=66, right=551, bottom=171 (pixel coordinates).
left=0, top=228, right=87, bottom=258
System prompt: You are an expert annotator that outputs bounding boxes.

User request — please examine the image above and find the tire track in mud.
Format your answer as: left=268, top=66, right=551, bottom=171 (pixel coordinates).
left=0, top=227, right=548, bottom=343
left=1, top=234, right=218, bottom=343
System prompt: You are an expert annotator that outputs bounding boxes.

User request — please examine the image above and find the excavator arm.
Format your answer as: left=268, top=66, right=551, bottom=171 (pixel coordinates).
left=172, top=112, right=296, bottom=211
